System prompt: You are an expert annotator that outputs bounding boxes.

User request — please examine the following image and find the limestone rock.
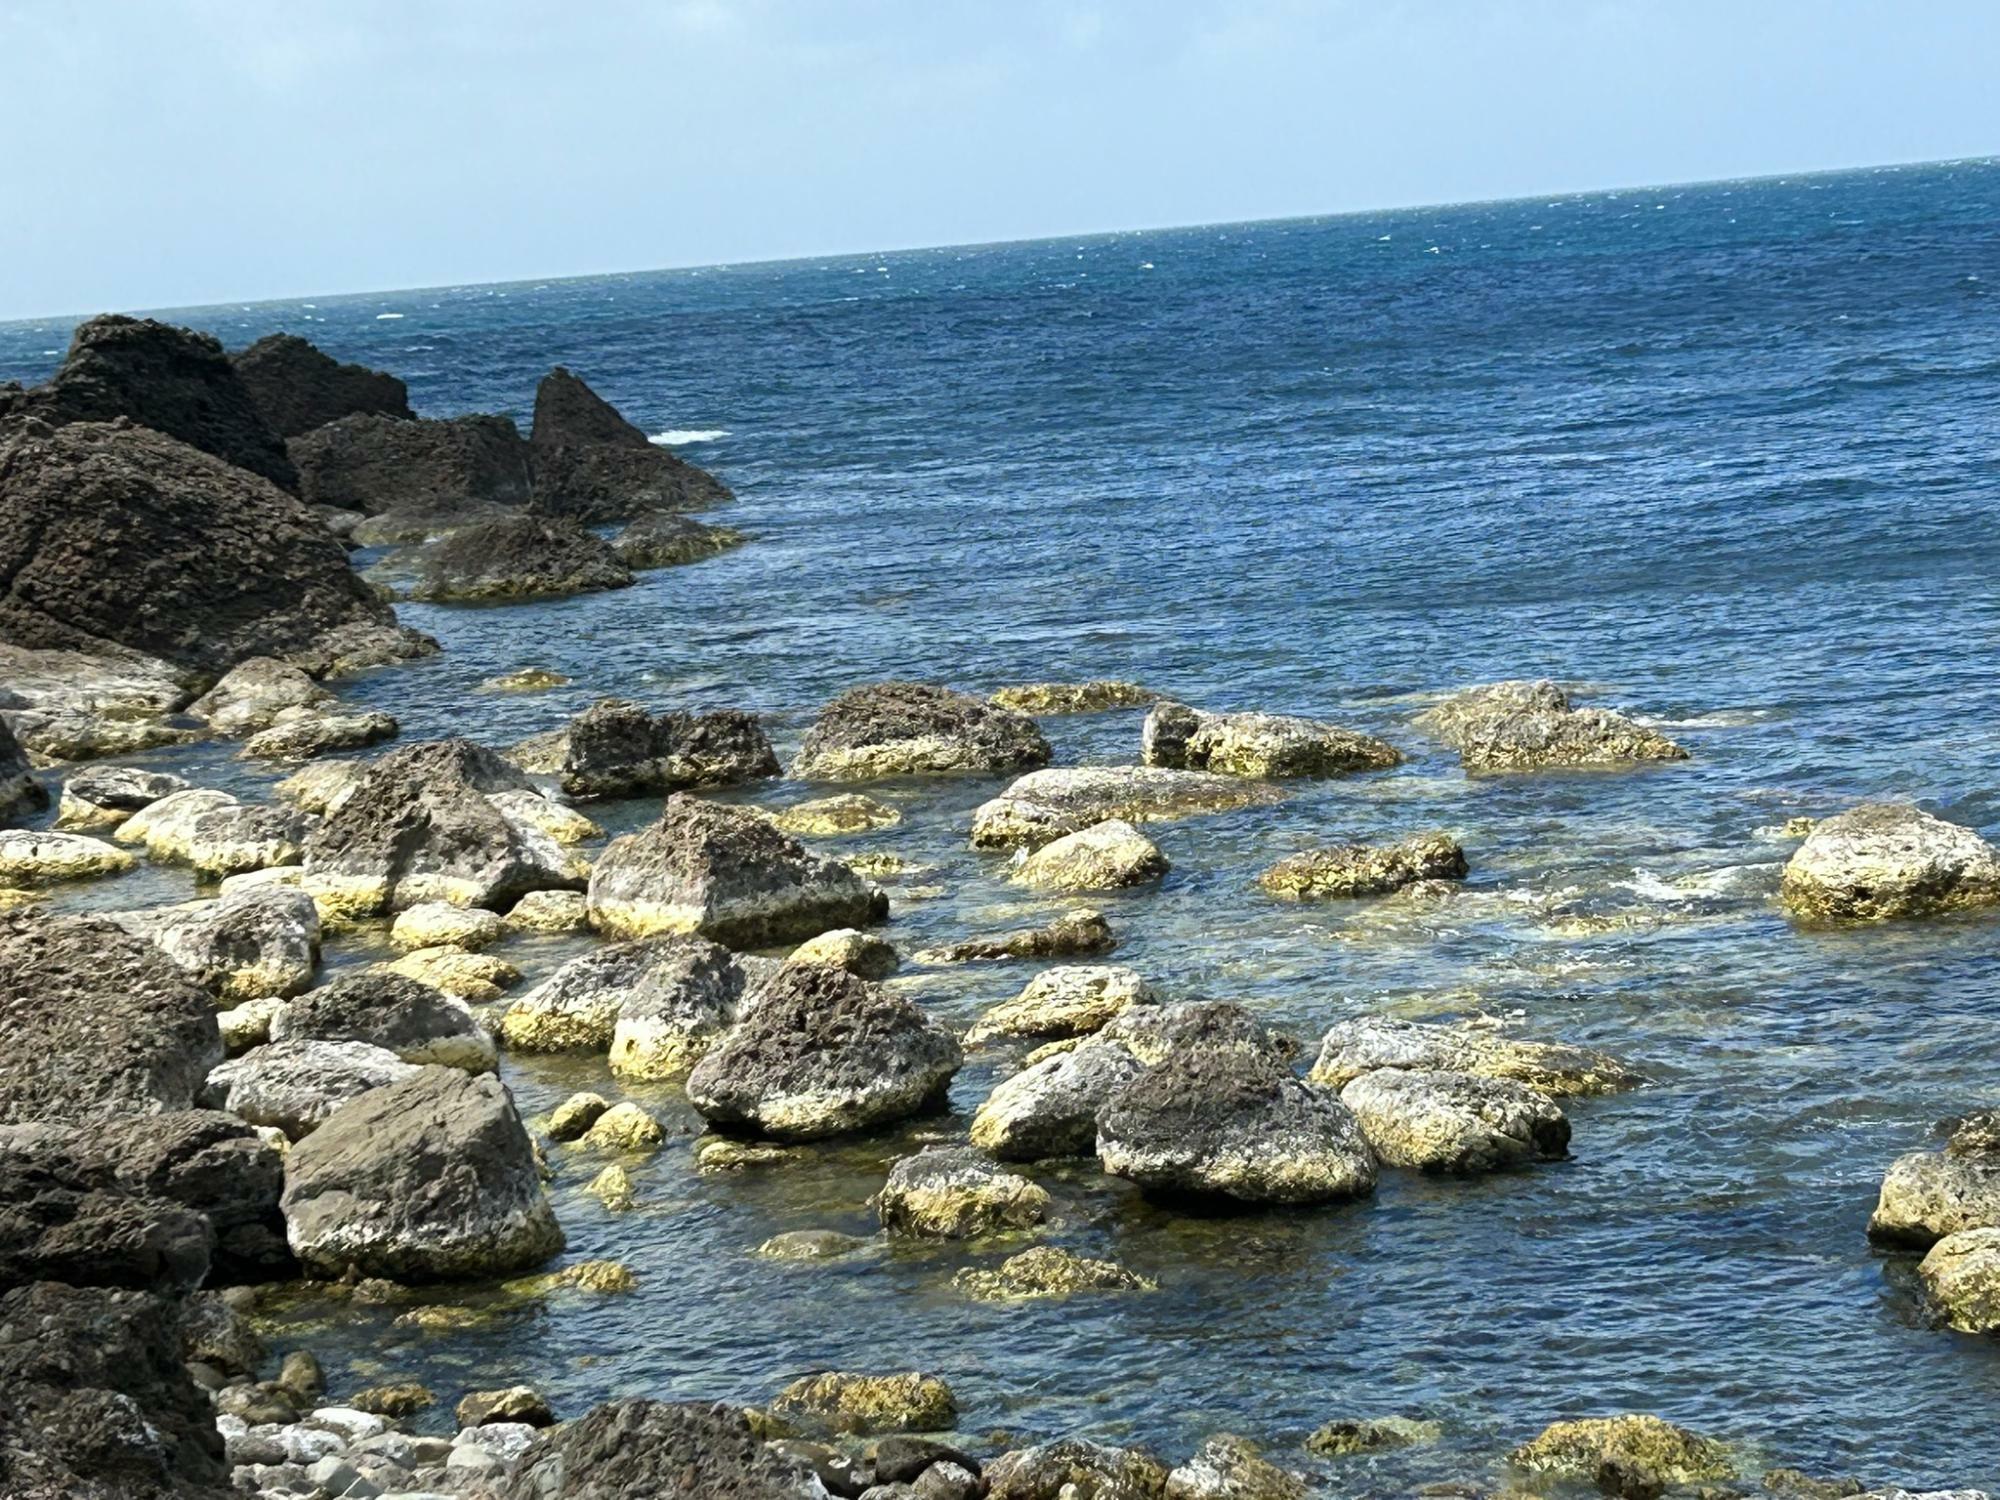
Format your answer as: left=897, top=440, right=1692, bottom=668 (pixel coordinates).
left=953, top=1244, right=1155, bottom=1301
left=1259, top=833, right=1466, bottom=900
left=985, top=1439, right=1169, bottom=1500
left=971, top=765, right=1283, bottom=850
left=187, top=657, right=333, bottom=734
left=1417, top=680, right=1688, bottom=773
left=991, top=681, right=1155, bottom=714
left=204, top=1039, right=420, bottom=1138
left=789, top=926, right=900, bottom=980
left=502, top=934, right=743, bottom=1069
left=770, top=1371, right=957, bottom=1437
left=1338, top=1068, right=1570, bottom=1173
left=970, top=1038, right=1146, bottom=1161
left=1165, top=1435, right=1306, bottom=1500
left=918, top=907, right=1115, bottom=964
left=241, top=711, right=398, bottom=762
left=1509, top=1414, right=1733, bottom=1484
left=289, top=411, right=532, bottom=515
left=385, top=945, right=521, bottom=1003
left=579, top=1102, right=667, bottom=1152
left=1309, top=1015, right=1643, bottom=1097
left=877, top=1146, right=1050, bottom=1239
left=117, top=789, right=309, bottom=878
left=770, top=793, right=903, bottom=836
left=1012, top=818, right=1169, bottom=892
left=1145, top=704, right=1402, bottom=780
left=54, top=765, right=187, bottom=829
left=390, top=901, right=506, bottom=952
left=1919, top=1227, right=2000, bottom=1333
left=1780, top=803, right=2000, bottom=922
left=144, top=884, right=322, bottom=1001
left=1868, top=1149, right=2000, bottom=1249
left=270, top=970, right=496, bottom=1071
left=507, top=888, right=590, bottom=933
left=0, top=827, right=135, bottom=884
left=795, top=682, right=1052, bottom=781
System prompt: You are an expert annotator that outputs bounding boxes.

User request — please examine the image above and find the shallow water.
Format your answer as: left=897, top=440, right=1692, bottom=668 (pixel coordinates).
left=6, top=159, right=2000, bottom=1488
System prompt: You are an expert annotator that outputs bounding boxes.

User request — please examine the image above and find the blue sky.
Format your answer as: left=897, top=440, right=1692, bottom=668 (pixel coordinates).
left=1, top=0, right=1992, bottom=320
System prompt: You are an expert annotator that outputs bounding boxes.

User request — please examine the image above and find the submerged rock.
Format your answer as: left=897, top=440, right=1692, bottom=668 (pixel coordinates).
left=281, top=1067, right=563, bottom=1280
left=966, top=965, right=1158, bottom=1045
left=1303, top=1415, right=1442, bottom=1456
left=53, top=765, right=187, bottom=829
left=1779, top=803, right=2000, bottom=922
left=686, top=964, right=961, bottom=1139
left=204, top=1038, right=420, bottom=1137
left=231, top=331, right=412, bottom=438
left=1509, top=1414, right=1734, bottom=1484
left=557, top=696, right=778, bottom=798
left=496, top=1398, right=825, bottom=1500
left=0, top=910, right=221, bottom=1124
left=770, top=1371, right=958, bottom=1436
left=794, top=681, right=1052, bottom=781
left=1416, top=679, right=1688, bottom=773
left=953, top=1244, right=1156, bottom=1301
left=918, top=907, right=1115, bottom=964
left=587, top=793, right=885, bottom=946
left=971, top=765, right=1283, bottom=850
left=1919, top=1227, right=2000, bottom=1334
left=1145, top=702, right=1402, bottom=779
left=985, top=1438, right=1170, bottom=1500
left=611, top=509, right=746, bottom=567
left=290, top=410, right=532, bottom=515
left=1259, top=833, right=1467, bottom=900
left=1338, top=1067, right=1570, bottom=1173
left=770, top=792, right=902, bottom=836
left=483, top=666, right=571, bottom=693
left=877, top=1146, right=1050, bottom=1239
left=271, top=970, right=496, bottom=1071
left=1012, top=818, right=1169, bottom=892
left=0, top=827, right=135, bottom=884
left=991, top=680, right=1156, bottom=714
left=1309, top=1015, right=1643, bottom=1097
left=1097, top=1042, right=1376, bottom=1205
left=757, top=1229, right=869, bottom=1261
left=408, top=512, right=633, bottom=601
left=0, top=419, right=399, bottom=683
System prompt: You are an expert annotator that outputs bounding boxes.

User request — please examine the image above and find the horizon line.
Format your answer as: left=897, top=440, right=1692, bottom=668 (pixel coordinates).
left=3, top=151, right=1993, bottom=332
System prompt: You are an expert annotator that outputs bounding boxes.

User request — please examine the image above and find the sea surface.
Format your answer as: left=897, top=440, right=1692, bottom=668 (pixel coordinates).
left=5, top=159, right=2000, bottom=1488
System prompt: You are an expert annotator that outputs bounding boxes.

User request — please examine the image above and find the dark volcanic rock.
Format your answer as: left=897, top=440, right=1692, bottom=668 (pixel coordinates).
left=0, top=911, right=221, bottom=1125
left=84, top=1111, right=289, bottom=1278
left=794, top=682, right=1053, bottom=781
left=559, top=697, right=779, bottom=798
left=280, top=1067, right=562, bottom=1280
left=409, top=513, right=633, bottom=602
left=8, top=315, right=295, bottom=488
left=527, top=368, right=733, bottom=523
left=685, top=963, right=961, bottom=1139
left=611, top=510, right=746, bottom=568
left=0, top=1280, right=230, bottom=1499
left=289, top=410, right=532, bottom=514
left=1, top=715, right=47, bottom=824
left=0, top=1148, right=211, bottom=1293
left=231, top=332, right=412, bottom=438
left=0, top=420, right=399, bottom=686
left=500, top=1398, right=825, bottom=1499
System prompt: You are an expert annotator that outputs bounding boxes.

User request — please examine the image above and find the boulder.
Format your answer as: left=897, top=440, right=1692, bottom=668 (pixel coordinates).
left=789, top=926, right=900, bottom=981
left=1097, top=1044, right=1376, bottom=1205
left=1868, top=1149, right=2000, bottom=1249
left=991, top=681, right=1156, bottom=715
left=186, top=656, right=332, bottom=734
left=276, top=758, right=364, bottom=816
left=1165, top=1435, right=1306, bottom=1500
left=970, top=765, right=1283, bottom=850
left=952, top=1244, right=1156, bottom=1301
left=1012, top=819, right=1169, bottom=892
left=579, top=1102, right=666, bottom=1152
left=917, top=907, right=1114, bottom=964
left=1416, top=680, right=1688, bottom=773
left=0, top=716, right=47, bottom=824
left=1338, top=1068, right=1570, bottom=1173
left=1919, top=1227, right=2000, bottom=1333
left=459, top=1385, right=557, bottom=1428
left=0, top=1146, right=211, bottom=1293
left=685, top=964, right=961, bottom=1139
left=500, top=934, right=742, bottom=1066
left=1509, top=1415, right=1733, bottom=1484
left=83, top=1109, right=289, bottom=1277
left=0, top=827, right=134, bottom=884
left=143, top=884, right=321, bottom=1001
left=496, top=1398, right=825, bottom=1500
left=528, top=368, right=734, bottom=522
left=611, top=510, right=746, bottom=568
left=488, top=787, right=601, bottom=846
left=300, top=739, right=582, bottom=920
left=118, top=789, right=309, bottom=878
left=289, top=411, right=532, bottom=515
left=587, top=793, right=885, bottom=946
left=4, top=704, right=204, bottom=763
left=407, top=513, right=633, bottom=602
left=0, top=1281, right=231, bottom=1499
left=1145, top=704, right=1402, bottom=780
left=0, top=419, right=399, bottom=683
left=770, top=1371, right=957, bottom=1436
left=271, top=970, right=496, bottom=1071
left=12, top=313, right=294, bottom=487
left=770, top=793, right=903, bottom=836
left=385, top=944, right=521, bottom=1002
left=1780, top=803, right=2000, bottom=922
left=0, top=911, right=220, bottom=1124
left=967, top=965, right=1158, bottom=1045
left=546, top=1092, right=611, bottom=1141
left=390, top=900, right=505, bottom=951
left=54, top=765, right=186, bottom=829
left=280, top=1067, right=564, bottom=1280
left=203, top=1039, right=421, bottom=1138
left=877, top=1146, right=1051, bottom=1239
left=1259, top=833, right=1467, bottom=900
left=1308, top=1016, right=1643, bottom=1096
left=985, top=1438, right=1169, bottom=1500
left=231, top=332, right=412, bottom=438
left=970, top=1039, right=1147, bottom=1161
left=794, top=682, right=1052, bottom=781
left=240, top=710, right=398, bottom=762
left=558, top=697, right=778, bottom=798
left=507, top=888, right=590, bottom=933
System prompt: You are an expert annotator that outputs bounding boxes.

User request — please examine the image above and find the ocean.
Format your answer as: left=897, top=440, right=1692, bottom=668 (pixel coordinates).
left=4, top=158, right=1998, bottom=1485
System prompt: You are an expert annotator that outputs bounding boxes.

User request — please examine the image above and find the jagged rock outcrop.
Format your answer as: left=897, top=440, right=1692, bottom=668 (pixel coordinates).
left=289, top=411, right=532, bottom=514
left=7, top=314, right=294, bottom=487
left=557, top=697, right=778, bottom=798
left=587, top=793, right=885, bottom=946
left=794, top=682, right=1052, bottom=781
left=1416, top=680, right=1688, bottom=773
left=407, top=512, right=633, bottom=601
left=0, top=419, right=400, bottom=686
left=230, top=332, right=412, bottom=438
left=527, top=367, right=733, bottom=522
left=1780, top=803, right=2000, bottom=922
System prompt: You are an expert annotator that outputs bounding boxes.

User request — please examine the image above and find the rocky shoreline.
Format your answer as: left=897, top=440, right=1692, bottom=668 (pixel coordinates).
left=2, top=318, right=1994, bottom=1498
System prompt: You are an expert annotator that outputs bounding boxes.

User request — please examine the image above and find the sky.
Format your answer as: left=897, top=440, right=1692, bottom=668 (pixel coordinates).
left=1, top=0, right=1994, bottom=321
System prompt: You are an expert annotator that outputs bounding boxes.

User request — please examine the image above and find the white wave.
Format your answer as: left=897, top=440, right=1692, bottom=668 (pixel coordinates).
left=374, top=312, right=404, bottom=320
left=649, top=428, right=730, bottom=447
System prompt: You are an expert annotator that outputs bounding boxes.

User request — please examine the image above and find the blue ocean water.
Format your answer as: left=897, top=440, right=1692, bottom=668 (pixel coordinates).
left=5, top=159, right=2000, bottom=1486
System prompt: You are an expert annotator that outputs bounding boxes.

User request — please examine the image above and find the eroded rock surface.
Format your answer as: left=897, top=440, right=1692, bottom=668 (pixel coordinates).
left=795, top=682, right=1052, bottom=781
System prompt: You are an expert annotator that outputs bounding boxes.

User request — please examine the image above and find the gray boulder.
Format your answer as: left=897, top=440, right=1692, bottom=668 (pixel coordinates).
left=970, top=765, right=1283, bottom=850
left=1869, top=1148, right=2000, bottom=1250
left=528, top=367, right=734, bottom=523
left=877, top=1145, right=1050, bottom=1239
left=497, top=934, right=743, bottom=1072
left=140, top=884, right=321, bottom=1001
left=203, top=1039, right=420, bottom=1138
left=271, top=970, right=496, bottom=1071
left=1308, top=1015, right=1643, bottom=1096
left=587, top=793, right=885, bottom=946
left=686, top=964, right=961, bottom=1139
left=1415, top=679, right=1688, bottom=773
left=557, top=697, right=778, bottom=798
left=115, top=789, right=310, bottom=878
left=1338, top=1067, right=1570, bottom=1173
left=289, top=410, right=532, bottom=515
left=1144, top=702, right=1402, bottom=779
left=54, top=765, right=186, bottom=829
left=280, top=1067, right=564, bottom=1280
left=186, top=656, right=332, bottom=735
left=794, top=682, right=1052, bottom=781
left=1780, top=803, right=2000, bottom=922
left=970, top=1042, right=1147, bottom=1161
left=231, top=332, right=412, bottom=438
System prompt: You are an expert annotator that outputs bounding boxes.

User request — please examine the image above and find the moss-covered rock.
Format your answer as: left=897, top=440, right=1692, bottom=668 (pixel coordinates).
left=986, top=1438, right=1169, bottom=1500
left=794, top=682, right=1051, bottom=781
left=1509, top=1414, right=1733, bottom=1484
left=1258, top=833, right=1465, bottom=901
left=991, top=681, right=1155, bottom=715
left=952, top=1245, right=1155, bottom=1301
left=1302, top=1415, right=1440, bottom=1456
left=770, top=793, right=903, bottom=836
left=877, top=1147, right=1050, bottom=1240
left=1417, top=680, right=1688, bottom=774
left=579, top=1101, right=666, bottom=1153
left=1165, top=1434, right=1305, bottom=1499
left=769, top=1370, right=957, bottom=1436
left=389, top=900, right=505, bottom=952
